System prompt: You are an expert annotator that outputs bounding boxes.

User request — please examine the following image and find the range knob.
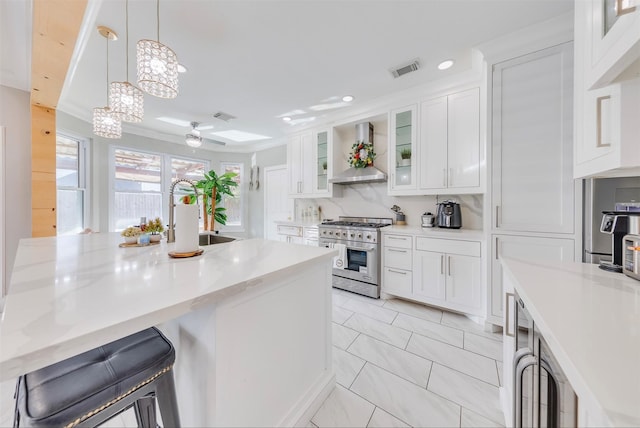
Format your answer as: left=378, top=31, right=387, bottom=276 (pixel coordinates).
left=350, top=233, right=355, bottom=238
left=329, top=231, right=333, bottom=236
left=342, top=231, right=347, bottom=237
left=357, top=233, right=363, bottom=239
left=367, top=234, right=372, bottom=240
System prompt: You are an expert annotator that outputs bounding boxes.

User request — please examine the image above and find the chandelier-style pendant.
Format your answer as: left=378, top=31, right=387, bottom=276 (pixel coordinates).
left=109, top=81, right=144, bottom=122
left=93, top=107, right=122, bottom=138
left=136, top=39, right=178, bottom=99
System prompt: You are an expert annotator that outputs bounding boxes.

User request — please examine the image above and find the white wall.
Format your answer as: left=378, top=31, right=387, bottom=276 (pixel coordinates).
left=0, top=85, right=31, bottom=294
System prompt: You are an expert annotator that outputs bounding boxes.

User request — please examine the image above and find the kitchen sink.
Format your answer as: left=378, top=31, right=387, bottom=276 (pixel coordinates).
left=199, top=233, right=236, bottom=246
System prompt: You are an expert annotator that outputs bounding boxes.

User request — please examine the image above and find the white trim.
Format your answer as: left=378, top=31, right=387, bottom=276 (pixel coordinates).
left=56, top=130, right=90, bottom=234
left=218, top=161, right=245, bottom=233
left=0, top=127, right=5, bottom=298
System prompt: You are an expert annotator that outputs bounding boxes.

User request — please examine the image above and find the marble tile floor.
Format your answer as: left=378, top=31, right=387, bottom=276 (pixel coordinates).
left=312, top=288, right=505, bottom=428
left=0, top=288, right=505, bottom=427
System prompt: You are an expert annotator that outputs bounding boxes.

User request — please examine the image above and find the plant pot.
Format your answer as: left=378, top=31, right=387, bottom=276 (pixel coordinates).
left=399, top=158, right=411, bottom=167
left=150, top=234, right=162, bottom=242
left=124, top=236, right=138, bottom=244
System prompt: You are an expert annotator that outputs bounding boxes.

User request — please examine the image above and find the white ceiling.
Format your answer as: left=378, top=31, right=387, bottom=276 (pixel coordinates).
left=2, top=0, right=574, bottom=151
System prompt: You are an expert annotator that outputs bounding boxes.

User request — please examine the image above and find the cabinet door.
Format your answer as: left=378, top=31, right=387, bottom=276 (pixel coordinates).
left=383, top=267, right=413, bottom=297
left=389, top=106, right=418, bottom=192
left=413, top=250, right=446, bottom=300
left=446, top=254, right=482, bottom=312
left=300, top=132, right=314, bottom=195
left=419, top=96, right=448, bottom=190
left=287, top=134, right=302, bottom=195
left=448, top=88, right=480, bottom=189
left=492, top=43, right=575, bottom=234
left=490, top=234, right=575, bottom=322
left=314, top=130, right=330, bottom=194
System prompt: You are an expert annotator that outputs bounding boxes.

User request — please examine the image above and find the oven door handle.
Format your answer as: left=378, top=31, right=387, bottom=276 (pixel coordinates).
left=514, top=354, right=537, bottom=428
left=540, top=357, right=560, bottom=428
left=344, top=245, right=376, bottom=252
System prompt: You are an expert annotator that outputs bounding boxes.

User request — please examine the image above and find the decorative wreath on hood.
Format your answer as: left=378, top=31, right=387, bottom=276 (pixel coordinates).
left=349, top=141, right=375, bottom=168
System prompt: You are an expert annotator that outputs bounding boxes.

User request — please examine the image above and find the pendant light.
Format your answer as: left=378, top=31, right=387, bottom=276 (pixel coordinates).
left=136, top=0, right=179, bottom=99
left=109, top=0, right=144, bottom=123
left=93, top=26, right=122, bottom=139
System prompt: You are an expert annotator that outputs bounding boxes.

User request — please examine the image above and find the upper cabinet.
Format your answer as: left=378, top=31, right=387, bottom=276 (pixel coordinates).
left=574, top=0, right=640, bottom=178
left=389, top=87, right=482, bottom=196
left=287, top=128, right=336, bottom=198
left=389, top=106, right=418, bottom=191
left=577, top=0, right=640, bottom=90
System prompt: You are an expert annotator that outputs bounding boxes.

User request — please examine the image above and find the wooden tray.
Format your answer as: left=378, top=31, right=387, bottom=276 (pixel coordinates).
left=168, top=249, right=204, bottom=258
left=119, top=241, right=161, bottom=248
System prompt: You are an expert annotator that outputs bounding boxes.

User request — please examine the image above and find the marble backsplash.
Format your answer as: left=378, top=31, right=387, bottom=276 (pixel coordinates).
left=295, top=182, right=483, bottom=230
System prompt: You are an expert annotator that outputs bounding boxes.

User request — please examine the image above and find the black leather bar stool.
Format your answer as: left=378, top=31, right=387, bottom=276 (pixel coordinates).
left=13, top=327, right=180, bottom=428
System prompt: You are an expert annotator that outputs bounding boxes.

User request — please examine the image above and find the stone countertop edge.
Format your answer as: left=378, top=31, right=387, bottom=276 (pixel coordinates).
left=501, top=258, right=640, bottom=428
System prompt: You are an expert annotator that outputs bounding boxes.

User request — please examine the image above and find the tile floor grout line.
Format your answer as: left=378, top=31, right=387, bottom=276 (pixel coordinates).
left=345, top=332, right=436, bottom=368
left=428, top=360, right=502, bottom=390
left=393, top=312, right=467, bottom=335
left=364, top=405, right=376, bottom=428
left=347, top=354, right=369, bottom=390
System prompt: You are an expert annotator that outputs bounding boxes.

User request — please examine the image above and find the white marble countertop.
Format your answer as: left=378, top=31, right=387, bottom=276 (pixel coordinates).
left=502, top=258, right=640, bottom=427
left=274, top=220, right=321, bottom=228
left=0, top=233, right=335, bottom=381
left=383, top=226, right=484, bottom=241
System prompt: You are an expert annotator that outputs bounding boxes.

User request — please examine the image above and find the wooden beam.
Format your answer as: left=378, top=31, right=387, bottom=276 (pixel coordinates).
left=30, top=0, right=87, bottom=237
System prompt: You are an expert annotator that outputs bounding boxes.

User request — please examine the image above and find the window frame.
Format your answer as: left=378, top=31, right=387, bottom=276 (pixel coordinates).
left=56, top=131, right=90, bottom=235
left=218, top=161, right=245, bottom=233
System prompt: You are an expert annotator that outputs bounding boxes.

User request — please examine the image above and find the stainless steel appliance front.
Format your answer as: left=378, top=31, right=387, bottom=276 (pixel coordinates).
left=318, top=217, right=392, bottom=298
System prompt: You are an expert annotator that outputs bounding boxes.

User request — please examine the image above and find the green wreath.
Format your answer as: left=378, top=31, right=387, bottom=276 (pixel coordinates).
left=348, top=141, right=376, bottom=168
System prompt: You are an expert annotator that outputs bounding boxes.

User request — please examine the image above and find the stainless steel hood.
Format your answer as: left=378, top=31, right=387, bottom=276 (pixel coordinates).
left=329, top=122, right=387, bottom=184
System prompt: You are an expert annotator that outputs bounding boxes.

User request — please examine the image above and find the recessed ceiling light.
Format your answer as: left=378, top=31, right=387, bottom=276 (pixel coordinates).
left=342, top=95, right=354, bottom=102
left=437, top=60, right=454, bottom=70
left=157, top=116, right=191, bottom=127
left=210, top=130, right=271, bottom=142
left=177, top=64, right=187, bottom=73
left=282, top=116, right=292, bottom=122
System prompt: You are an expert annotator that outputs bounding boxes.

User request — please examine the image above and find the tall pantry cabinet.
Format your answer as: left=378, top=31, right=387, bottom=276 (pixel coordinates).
left=489, top=42, right=580, bottom=325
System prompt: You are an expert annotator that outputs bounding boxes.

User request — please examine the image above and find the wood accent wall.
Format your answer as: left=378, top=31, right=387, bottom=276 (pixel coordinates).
left=30, top=0, right=87, bottom=237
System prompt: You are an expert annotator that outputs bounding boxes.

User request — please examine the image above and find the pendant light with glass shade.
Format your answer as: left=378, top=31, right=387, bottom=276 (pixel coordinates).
left=136, top=0, right=179, bottom=99
left=93, top=26, right=122, bottom=139
left=109, top=0, right=144, bottom=123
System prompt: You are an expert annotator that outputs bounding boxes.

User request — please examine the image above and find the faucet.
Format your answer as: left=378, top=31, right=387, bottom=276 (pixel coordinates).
left=167, top=179, right=200, bottom=243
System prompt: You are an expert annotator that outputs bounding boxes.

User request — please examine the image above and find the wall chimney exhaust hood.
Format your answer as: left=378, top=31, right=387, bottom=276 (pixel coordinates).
left=329, top=122, right=387, bottom=184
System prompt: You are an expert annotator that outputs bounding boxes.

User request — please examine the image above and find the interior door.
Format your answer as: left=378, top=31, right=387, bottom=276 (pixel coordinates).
left=264, top=165, right=294, bottom=241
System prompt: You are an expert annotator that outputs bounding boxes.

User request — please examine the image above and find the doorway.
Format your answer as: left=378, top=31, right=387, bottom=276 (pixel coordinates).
left=264, top=165, right=293, bottom=241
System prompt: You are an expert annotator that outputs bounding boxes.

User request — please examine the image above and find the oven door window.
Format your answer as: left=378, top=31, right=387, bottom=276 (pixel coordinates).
left=347, top=249, right=368, bottom=273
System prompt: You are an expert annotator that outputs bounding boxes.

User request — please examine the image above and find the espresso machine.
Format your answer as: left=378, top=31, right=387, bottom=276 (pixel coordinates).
left=599, top=212, right=629, bottom=272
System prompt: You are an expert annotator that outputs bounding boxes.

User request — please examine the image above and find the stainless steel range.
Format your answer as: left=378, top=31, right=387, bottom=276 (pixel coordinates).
left=318, top=216, right=393, bottom=298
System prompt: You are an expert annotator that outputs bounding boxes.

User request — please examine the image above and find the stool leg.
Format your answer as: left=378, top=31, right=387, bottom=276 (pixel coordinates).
left=134, top=396, right=157, bottom=428
left=155, top=371, right=181, bottom=428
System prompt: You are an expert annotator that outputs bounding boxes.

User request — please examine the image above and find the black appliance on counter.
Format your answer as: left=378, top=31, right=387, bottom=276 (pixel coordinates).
left=599, top=212, right=629, bottom=272
left=436, top=200, right=462, bottom=229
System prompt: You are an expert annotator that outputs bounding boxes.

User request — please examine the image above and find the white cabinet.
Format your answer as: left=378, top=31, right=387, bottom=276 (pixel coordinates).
left=492, top=43, right=575, bottom=234
left=287, top=129, right=336, bottom=198
left=276, top=224, right=319, bottom=246
left=388, top=106, right=418, bottom=192
left=576, top=0, right=640, bottom=90
left=420, top=88, right=481, bottom=193
left=489, top=235, right=575, bottom=322
left=390, top=88, right=481, bottom=196
left=413, top=237, right=482, bottom=315
left=382, top=234, right=413, bottom=297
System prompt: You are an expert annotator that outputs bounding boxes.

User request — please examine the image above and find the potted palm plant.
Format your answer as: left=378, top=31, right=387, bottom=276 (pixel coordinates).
left=186, top=169, right=238, bottom=231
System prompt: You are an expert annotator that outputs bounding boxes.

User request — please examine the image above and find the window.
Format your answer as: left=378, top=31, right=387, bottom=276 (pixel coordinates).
left=56, top=134, right=88, bottom=235
left=219, top=162, right=243, bottom=230
left=113, top=149, right=162, bottom=231
left=110, top=148, right=209, bottom=231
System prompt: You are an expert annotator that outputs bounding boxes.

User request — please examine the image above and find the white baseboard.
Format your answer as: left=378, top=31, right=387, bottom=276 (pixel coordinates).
left=281, top=371, right=335, bottom=427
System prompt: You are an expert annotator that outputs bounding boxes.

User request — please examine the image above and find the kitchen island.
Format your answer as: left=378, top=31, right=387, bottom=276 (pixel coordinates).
left=501, top=258, right=640, bottom=427
left=0, top=233, right=336, bottom=426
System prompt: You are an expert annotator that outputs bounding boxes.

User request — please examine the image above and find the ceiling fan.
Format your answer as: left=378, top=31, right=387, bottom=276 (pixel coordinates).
left=185, top=122, right=226, bottom=147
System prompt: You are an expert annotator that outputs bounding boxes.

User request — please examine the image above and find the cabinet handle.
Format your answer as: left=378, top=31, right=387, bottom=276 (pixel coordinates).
left=505, top=292, right=515, bottom=337
left=616, top=0, right=636, bottom=16
left=447, top=255, right=452, bottom=276
left=388, top=248, right=407, bottom=253
left=449, top=168, right=453, bottom=187
left=495, top=205, right=500, bottom=228
left=440, top=254, right=444, bottom=274
left=387, top=236, right=406, bottom=240
left=442, top=169, right=447, bottom=187
left=495, top=237, right=499, bottom=260
left=388, top=269, right=407, bottom=275
left=596, top=95, right=611, bottom=148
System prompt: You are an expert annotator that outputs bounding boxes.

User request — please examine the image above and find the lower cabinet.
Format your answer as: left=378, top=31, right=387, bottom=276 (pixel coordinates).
left=489, top=234, right=575, bottom=325
left=382, top=233, right=483, bottom=316
left=276, top=224, right=318, bottom=246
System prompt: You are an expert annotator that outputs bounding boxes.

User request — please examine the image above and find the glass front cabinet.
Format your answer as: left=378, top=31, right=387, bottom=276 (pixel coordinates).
left=314, top=130, right=330, bottom=195
left=389, top=105, right=418, bottom=193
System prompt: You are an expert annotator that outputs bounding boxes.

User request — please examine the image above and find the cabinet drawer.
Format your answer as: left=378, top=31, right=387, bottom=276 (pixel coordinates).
left=383, top=234, right=412, bottom=249
left=384, top=247, right=412, bottom=270
left=383, top=267, right=412, bottom=295
left=416, top=237, right=480, bottom=257
left=277, top=225, right=302, bottom=237
left=303, top=227, right=318, bottom=239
